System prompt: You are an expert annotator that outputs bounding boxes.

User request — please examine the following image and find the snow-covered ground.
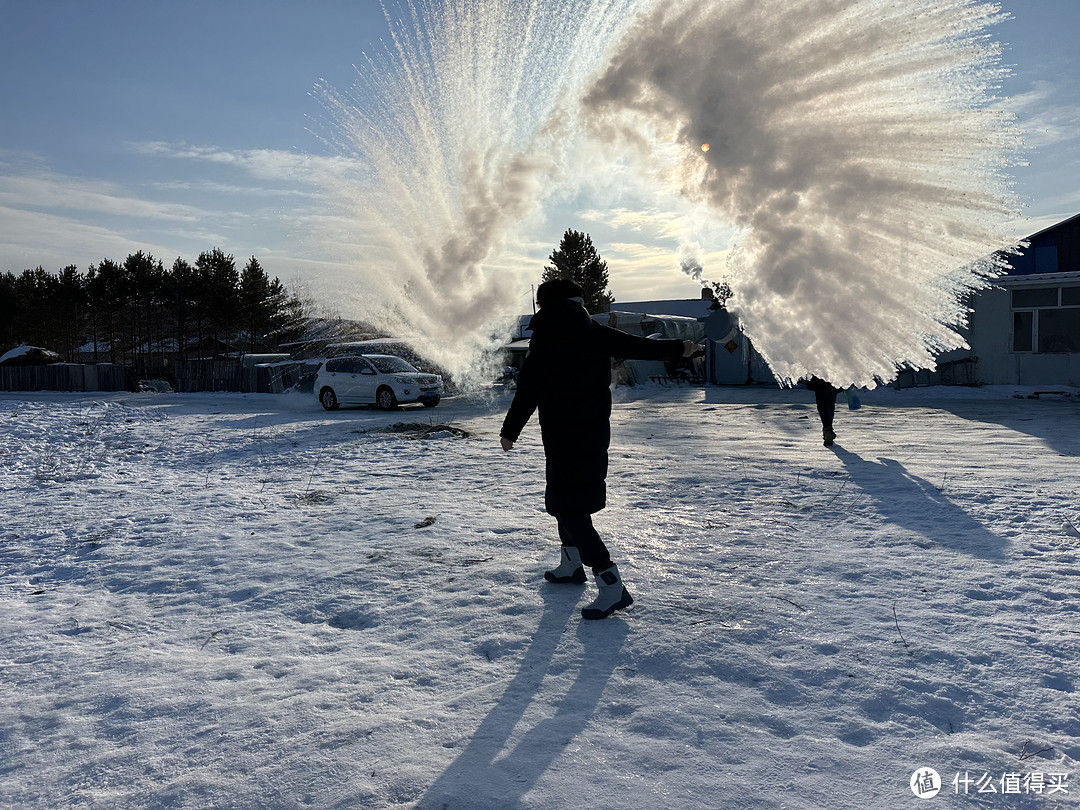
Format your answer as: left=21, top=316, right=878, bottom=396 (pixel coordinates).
left=2, top=384, right=1078, bottom=809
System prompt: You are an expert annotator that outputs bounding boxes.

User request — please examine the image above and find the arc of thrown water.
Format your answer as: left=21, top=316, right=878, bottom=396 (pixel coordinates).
left=313, top=0, right=642, bottom=381
left=315, top=0, right=1024, bottom=389
left=579, top=0, right=1023, bottom=387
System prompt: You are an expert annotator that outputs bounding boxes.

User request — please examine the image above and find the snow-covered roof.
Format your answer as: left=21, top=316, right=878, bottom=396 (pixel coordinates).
left=0, top=346, right=37, bottom=363
left=608, top=299, right=713, bottom=319
left=0, top=345, right=62, bottom=365
left=996, top=271, right=1080, bottom=286
left=328, top=338, right=407, bottom=348
left=1018, top=211, right=1080, bottom=243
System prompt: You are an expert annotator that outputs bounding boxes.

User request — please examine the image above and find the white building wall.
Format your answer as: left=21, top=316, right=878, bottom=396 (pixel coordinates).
left=968, top=281, right=1080, bottom=386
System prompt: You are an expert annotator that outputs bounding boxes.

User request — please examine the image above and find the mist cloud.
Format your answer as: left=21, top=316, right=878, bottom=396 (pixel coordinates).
left=581, top=0, right=1022, bottom=386
left=316, top=0, right=1022, bottom=388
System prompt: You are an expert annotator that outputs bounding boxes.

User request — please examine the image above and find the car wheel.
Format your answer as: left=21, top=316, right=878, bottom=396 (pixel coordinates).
left=422, top=396, right=440, bottom=408
left=319, top=387, right=340, bottom=411
left=376, top=386, right=398, bottom=411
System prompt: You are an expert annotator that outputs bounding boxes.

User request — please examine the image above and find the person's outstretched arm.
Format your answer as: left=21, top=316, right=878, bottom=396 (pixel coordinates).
left=596, top=324, right=700, bottom=363
left=500, top=349, right=542, bottom=450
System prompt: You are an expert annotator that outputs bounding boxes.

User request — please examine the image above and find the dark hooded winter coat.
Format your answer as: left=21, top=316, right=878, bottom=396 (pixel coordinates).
left=500, top=299, right=684, bottom=516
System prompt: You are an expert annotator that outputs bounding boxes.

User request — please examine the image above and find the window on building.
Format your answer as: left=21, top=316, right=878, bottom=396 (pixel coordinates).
left=1013, top=311, right=1033, bottom=352
left=1012, top=288, right=1058, bottom=308
left=1010, top=285, right=1080, bottom=354
left=1033, top=245, right=1059, bottom=274
left=1039, top=309, right=1080, bottom=353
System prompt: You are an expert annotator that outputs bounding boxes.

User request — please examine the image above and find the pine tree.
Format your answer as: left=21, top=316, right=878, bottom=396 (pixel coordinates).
left=541, top=229, right=614, bottom=314
left=0, top=272, right=18, bottom=351
left=195, top=249, right=240, bottom=357
left=123, top=251, right=166, bottom=368
left=239, top=256, right=292, bottom=353
left=86, top=259, right=127, bottom=363
left=10, top=268, right=58, bottom=348
left=54, top=265, right=86, bottom=358
left=166, top=257, right=196, bottom=358
left=0, top=249, right=314, bottom=372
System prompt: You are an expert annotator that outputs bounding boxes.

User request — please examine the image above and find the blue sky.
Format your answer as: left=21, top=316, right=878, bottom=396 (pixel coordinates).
left=1, top=0, right=1078, bottom=307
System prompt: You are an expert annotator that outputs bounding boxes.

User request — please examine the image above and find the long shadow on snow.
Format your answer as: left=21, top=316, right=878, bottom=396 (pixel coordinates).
left=702, top=385, right=1080, bottom=457
left=414, top=587, right=629, bottom=810
left=847, top=390, right=1080, bottom=458
left=831, top=447, right=1008, bottom=559
left=933, top=395, right=1080, bottom=459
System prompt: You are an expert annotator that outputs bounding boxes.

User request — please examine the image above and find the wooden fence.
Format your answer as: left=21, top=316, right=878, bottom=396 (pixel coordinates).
left=0, top=364, right=126, bottom=392
left=172, top=359, right=241, bottom=392
left=246, top=361, right=320, bottom=394
left=0, top=359, right=318, bottom=394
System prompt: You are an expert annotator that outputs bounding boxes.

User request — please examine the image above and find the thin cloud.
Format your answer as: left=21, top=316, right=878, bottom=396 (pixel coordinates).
left=1004, top=81, right=1080, bottom=148
left=151, top=179, right=316, bottom=198
left=0, top=147, right=50, bottom=170
left=601, top=239, right=731, bottom=303
left=0, top=173, right=204, bottom=222
left=0, top=150, right=340, bottom=273
left=579, top=207, right=688, bottom=240
left=0, top=206, right=162, bottom=271
left=131, top=141, right=362, bottom=184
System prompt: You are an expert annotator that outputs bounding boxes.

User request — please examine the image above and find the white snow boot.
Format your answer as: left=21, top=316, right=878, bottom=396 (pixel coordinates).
left=544, top=546, right=586, bottom=584
left=581, top=564, right=634, bottom=620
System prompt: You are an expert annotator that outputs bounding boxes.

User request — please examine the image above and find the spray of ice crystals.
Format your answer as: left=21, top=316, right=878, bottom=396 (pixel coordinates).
left=313, top=0, right=640, bottom=383
left=582, top=0, right=1023, bottom=387
left=316, top=0, right=1022, bottom=387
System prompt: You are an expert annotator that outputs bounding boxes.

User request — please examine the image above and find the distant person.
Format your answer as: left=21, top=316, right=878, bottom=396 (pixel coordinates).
left=500, top=278, right=702, bottom=620
left=805, top=376, right=849, bottom=447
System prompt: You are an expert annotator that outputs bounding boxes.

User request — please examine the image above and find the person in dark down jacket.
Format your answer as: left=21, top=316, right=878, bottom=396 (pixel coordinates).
left=500, top=278, right=702, bottom=619
left=805, top=376, right=842, bottom=447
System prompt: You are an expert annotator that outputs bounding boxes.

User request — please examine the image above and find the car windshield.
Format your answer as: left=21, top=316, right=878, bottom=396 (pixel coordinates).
left=368, top=355, right=419, bottom=374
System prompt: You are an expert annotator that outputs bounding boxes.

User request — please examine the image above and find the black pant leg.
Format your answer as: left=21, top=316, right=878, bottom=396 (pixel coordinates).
left=814, top=387, right=838, bottom=431
left=555, top=513, right=612, bottom=573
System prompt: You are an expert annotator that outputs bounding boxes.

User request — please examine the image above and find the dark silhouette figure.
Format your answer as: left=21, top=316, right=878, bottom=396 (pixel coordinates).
left=806, top=376, right=843, bottom=447
left=500, top=277, right=701, bottom=619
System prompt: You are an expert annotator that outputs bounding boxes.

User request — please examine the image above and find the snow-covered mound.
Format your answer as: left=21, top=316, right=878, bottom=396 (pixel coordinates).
left=0, top=345, right=62, bottom=365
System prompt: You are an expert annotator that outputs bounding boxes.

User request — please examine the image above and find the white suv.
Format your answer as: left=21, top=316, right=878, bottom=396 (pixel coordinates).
left=314, top=354, right=443, bottom=411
